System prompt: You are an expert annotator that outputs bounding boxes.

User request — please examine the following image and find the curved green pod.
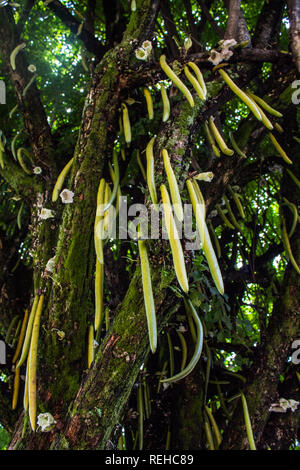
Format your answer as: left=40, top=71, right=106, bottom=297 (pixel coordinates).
left=218, top=69, right=262, bottom=121
left=204, top=405, right=222, bottom=449
left=228, top=185, right=246, bottom=219
left=16, top=295, right=39, bottom=369
left=160, top=84, right=170, bottom=122
left=137, top=149, right=147, bottom=181
left=207, top=219, right=221, bottom=259
left=28, top=294, right=44, bottom=432
left=228, top=131, right=247, bottom=158
left=101, top=151, right=119, bottom=215
left=146, top=136, right=158, bottom=207
left=246, top=90, right=283, bottom=118
left=281, top=217, right=300, bottom=275
left=188, top=61, right=207, bottom=98
left=10, top=43, right=26, bottom=71
left=160, top=299, right=203, bottom=383
left=209, top=116, right=234, bottom=156
left=12, top=308, right=29, bottom=364
left=240, top=392, right=256, bottom=450
left=17, top=148, right=32, bottom=175
left=52, top=156, right=74, bottom=202
left=187, top=180, right=224, bottom=295
left=160, top=184, right=189, bottom=293
left=138, top=238, right=157, bottom=354
left=94, top=178, right=106, bottom=265
left=122, top=103, right=131, bottom=144
left=87, top=324, right=94, bottom=367
left=159, top=55, right=194, bottom=108
left=223, top=195, right=243, bottom=232
left=186, top=178, right=205, bottom=247
left=162, top=148, right=184, bottom=222
left=144, top=88, right=154, bottom=120
left=184, top=65, right=205, bottom=100
left=216, top=203, right=235, bottom=230
left=269, top=133, right=292, bottom=164
left=94, top=259, right=104, bottom=333
left=204, top=121, right=220, bottom=157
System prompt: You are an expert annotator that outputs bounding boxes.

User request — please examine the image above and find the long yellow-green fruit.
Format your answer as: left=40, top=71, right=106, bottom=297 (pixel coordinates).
left=88, top=324, right=94, bottom=367
left=223, top=195, right=243, bottom=232
left=228, top=131, right=247, bottom=158
left=137, top=149, right=147, bottom=181
left=240, top=392, right=256, bottom=450
left=94, top=178, right=106, bottom=265
left=187, top=180, right=224, bottom=295
left=144, top=88, right=154, bottom=120
left=228, top=185, right=246, bottom=219
left=269, top=133, right=292, bottom=164
left=186, top=178, right=205, bottom=247
left=162, top=149, right=184, bottom=222
left=188, top=61, right=207, bottom=97
left=184, top=65, right=205, bottom=100
left=160, top=184, right=189, bottom=293
left=17, top=148, right=32, bottom=174
left=216, top=203, right=235, bottom=229
left=209, top=116, right=234, bottom=156
left=10, top=43, right=26, bottom=71
left=161, top=299, right=203, bottom=383
left=205, top=405, right=222, bottom=449
left=244, top=93, right=273, bottom=130
left=207, top=219, right=221, bottom=259
left=192, top=179, right=206, bottom=217
left=94, top=259, right=104, bottom=333
left=138, top=238, right=157, bottom=353
left=23, top=354, right=30, bottom=411
left=52, top=156, right=74, bottom=202
left=12, top=367, right=20, bottom=410
left=16, top=295, right=39, bottom=369
left=166, top=331, right=174, bottom=379
left=218, top=69, right=262, bottom=121
left=146, top=137, right=158, bottom=207
left=204, top=121, right=220, bottom=157
left=281, top=217, right=300, bottom=275
left=108, top=160, right=122, bottom=215
left=28, top=294, right=44, bottom=432
left=12, top=309, right=29, bottom=364
left=246, top=90, right=283, bottom=118
left=204, top=417, right=215, bottom=450
left=159, top=55, right=194, bottom=108
left=282, top=197, right=298, bottom=238
left=103, top=182, right=113, bottom=236
left=122, top=103, right=131, bottom=144
left=137, top=385, right=144, bottom=450
left=160, top=84, right=170, bottom=122
left=101, top=151, right=119, bottom=214
left=286, top=168, right=300, bottom=189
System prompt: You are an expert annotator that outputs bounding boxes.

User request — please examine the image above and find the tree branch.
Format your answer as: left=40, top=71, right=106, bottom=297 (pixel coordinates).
left=287, top=0, right=300, bottom=72
left=224, top=0, right=241, bottom=40
left=46, top=0, right=107, bottom=59
left=196, top=0, right=224, bottom=39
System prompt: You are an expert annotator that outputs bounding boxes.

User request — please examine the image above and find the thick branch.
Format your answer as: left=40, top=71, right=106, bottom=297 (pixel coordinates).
left=224, top=0, right=241, bottom=40
left=287, top=0, right=300, bottom=72
left=46, top=0, right=107, bottom=59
